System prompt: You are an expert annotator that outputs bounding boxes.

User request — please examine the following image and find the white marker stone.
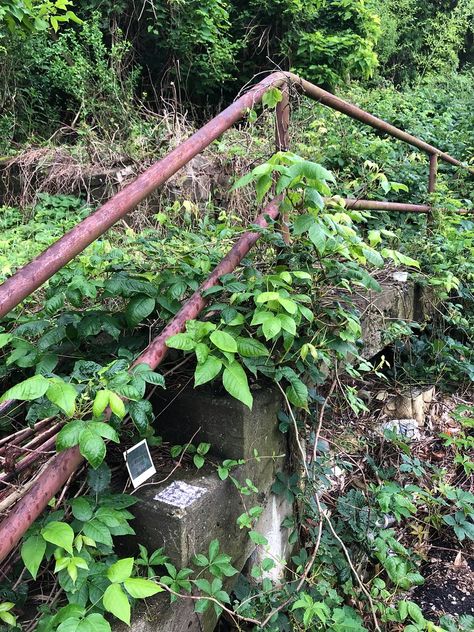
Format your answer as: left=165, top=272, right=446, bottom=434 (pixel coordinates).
left=154, top=481, right=207, bottom=509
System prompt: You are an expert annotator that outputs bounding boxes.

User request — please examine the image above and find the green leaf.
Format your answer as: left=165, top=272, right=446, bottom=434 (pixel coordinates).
left=108, top=392, right=125, bottom=419
left=278, top=314, right=296, bottom=336
left=0, top=334, right=12, bottom=349
left=193, top=454, right=205, bottom=469
left=255, top=174, right=272, bottom=202
left=83, top=614, right=111, bottom=632
left=222, top=362, right=253, bottom=410
left=57, top=618, right=81, bottom=632
left=87, top=463, right=111, bottom=494
left=41, top=521, right=74, bottom=554
left=103, top=583, right=130, bottom=625
left=83, top=519, right=112, bottom=547
left=46, top=379, right=78, bottom=417
left=262, top=316, right=282, bottom=340
left=249, top=531, right=268, bottom=545
left=129, top=399, right=153, bottom=434
left=195, top=343, right=209, bottom=364
left=293, top=214, right=314, bottom=235
left=308, top=223, right=327, bottom=254
left=286, top=379, right=308, bottom=409
left=56, top=421, right=83, bottom=450
left=262, top=87, right=283, bottom=109
left=194, top=356, right=222, bottom=387
left=21, top=535, right=46, bottom=579
left=123, top=578, right=163, bottom=598
left=256, top=291, right=279, bottom=304
left=126, top=295, right=156, bottom=327
left=362, top=247, right=384, bottom=267
left=0, top=374, right=49, bottom=402
left=142, top=371, right=165, bottom=387
left=79, top=427, right=106, bottom=469
left=107, top=557, right=134, bottom=583
left=70, top=497, right=93, bottom=522
left=236, top=337, right=269, bottom=358
left=88, top=422, right=119, bottom=442
left=93, top=390, right=110, bottom=418
left=210, top=330, right=237, bottom=353
left=166, top=333, right=195, bottom=351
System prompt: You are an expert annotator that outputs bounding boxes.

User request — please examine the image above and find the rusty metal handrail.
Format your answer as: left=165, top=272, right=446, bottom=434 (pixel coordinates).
left=0, top=71, right=472, bottom=319
left=0, top=71, right=472, bottom=562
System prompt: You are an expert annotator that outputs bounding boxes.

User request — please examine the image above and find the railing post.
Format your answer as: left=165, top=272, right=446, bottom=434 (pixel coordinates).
left=275, top=85, right=290, bottom=244
left=427, top=153, right=438, bottom=227
left=428, top=153, right=438, bottom=193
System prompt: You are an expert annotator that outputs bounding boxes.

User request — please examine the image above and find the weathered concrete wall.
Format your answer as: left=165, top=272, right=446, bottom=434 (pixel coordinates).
left=114, top=278, right=435, bottom=632
left=114, top=387, right=292, bottom=632
left=359, top=280, right=433, bottom=358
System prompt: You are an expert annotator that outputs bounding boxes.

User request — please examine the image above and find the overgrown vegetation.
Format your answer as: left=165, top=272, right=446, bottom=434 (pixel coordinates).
left=0, top=1, right=473, bottom=631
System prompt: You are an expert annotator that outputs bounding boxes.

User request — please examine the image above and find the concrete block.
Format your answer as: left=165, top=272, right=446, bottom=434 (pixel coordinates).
left=152, top=384, right=282, bottom=461
left=113, top=387, right=293, bottom=632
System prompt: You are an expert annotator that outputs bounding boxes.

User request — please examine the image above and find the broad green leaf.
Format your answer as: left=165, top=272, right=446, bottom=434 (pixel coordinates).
left=194, top=356, right=222, bottom=387
left=293, top=214, right=314, bottom=235
left=236, top=337, right=269, bottom=358
left=210, top=330, right=237, bottom=353
left=129, top=399, right=153, bottom=434
left=56, top=421, right=83, bottom=450
left=278, top=297, right=297, bottom=314
left=21, top=535, right=46, bottom=579
left=286, top=379, right=308, bottom=410
left=0, top=374, right=49, bottom=402
left=250, top=310, right=274, bottom=326
left=126, top=295, right=155, bottom=327
left=123, top=577, right=163, bottom=598
left=305, top=188, right=325, bottom=210
left=262, top=316, right=282, bottom=340
left=195, top=343, right=209, bottom=364
left=93, top=390, right=110, bottom=418
left=256, top=291, right=279, bottom=304
left=249, top=530, right=268, bottom=545
left=107, top=557, right=134, bottom=583
left=83, top=519, right=112, bottom=547
left=308, top=223, right=327, bottom=254
left=0, top=334, right=12, bottom=349
left=70, top=497, right=93, bottom=522
left=79, top=427, right=106, bottom=469
left=83, top=614, right=111, bottom=632
left=362, top=247, right=384, bottom=267
left=108, top=392, right=125, bottom=419
left=255, top=174, right=272, bottom=202
left=41, top=521, right=74, bottom=554
left=142, top=371, right=165, bottom=387
left=262, top=87, right=282, bottom=109
left=46, top=379, right=78, bottom=417
left=103, top=583, right=130, bottom=625
left=87, top=463, right=111, bottom=494
left=222, top=362, right=253, bottom=409
left=166, top=333, right=195, bottom=351
left=278, top=314, right=296, bottom=336
left=88, top=422, right=119, bottom=442
left=57, top=618, right=81, bottom=632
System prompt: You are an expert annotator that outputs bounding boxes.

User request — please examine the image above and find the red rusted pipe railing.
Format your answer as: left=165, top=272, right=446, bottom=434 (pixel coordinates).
left=0, top=71, right=472, bottom=319
left=0, top=73, right=287, bottom=319
left=336, top=198, right=431, bottom=213
left=0, top=69, right=472, bottom=562
left=289, top=73, right=474, bottom=174
left=0, top=197, right=282, bottom=563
